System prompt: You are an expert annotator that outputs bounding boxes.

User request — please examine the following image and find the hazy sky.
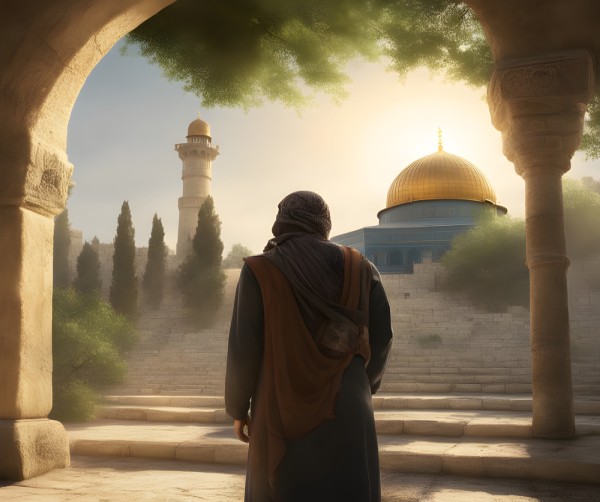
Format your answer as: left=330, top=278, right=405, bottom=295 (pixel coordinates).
left=66, top=40, right=600, bottom=256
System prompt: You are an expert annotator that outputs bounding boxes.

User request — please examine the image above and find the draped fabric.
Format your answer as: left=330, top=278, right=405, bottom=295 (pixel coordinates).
left=225, top=191, right=392, bottom=502
left=244, top=245, right=370, bottom=499
left=262, top=233, right=367, bottom=336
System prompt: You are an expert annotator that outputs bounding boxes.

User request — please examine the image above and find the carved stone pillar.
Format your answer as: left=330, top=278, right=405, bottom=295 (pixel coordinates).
left=0, top=136, right=73, bottom=479
left=488, top=51, right=595, bottom=438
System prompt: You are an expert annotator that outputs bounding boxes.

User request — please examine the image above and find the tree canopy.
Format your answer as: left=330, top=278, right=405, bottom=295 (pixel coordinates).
left=177, top=196, right=226, bottom=326
left=110, top=201, right=138, bottom=319
left=127, top=0, right=600, bottom=156
left=223, top=243, right=254, bottom=269
left=74, top=241, right=102, bottom=295
left=143, top=214, right=167, bottom=309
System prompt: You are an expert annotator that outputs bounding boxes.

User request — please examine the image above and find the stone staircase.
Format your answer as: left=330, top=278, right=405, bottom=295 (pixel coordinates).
left=108, top=267, right=600, bottom=398
left=67, top=393, right=600, bottom=485
left=77, top=265, right=600, bottom=488
left=108, top=270, right=238, bottom=396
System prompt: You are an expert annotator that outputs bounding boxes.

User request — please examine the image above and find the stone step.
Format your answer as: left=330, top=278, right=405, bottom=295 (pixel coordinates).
left=66, top=420, right=600, bottom=485
left=97, top=405, right=600, bottom=440
left=380, top=382, right=533, bottom=393
left=104, top=395, right=225, bottom=407
left=102, top=393, right=600, bottom=415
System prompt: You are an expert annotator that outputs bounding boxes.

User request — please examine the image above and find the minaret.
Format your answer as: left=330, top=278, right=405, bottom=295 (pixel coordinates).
left=175, top=115, right=219, bottom=257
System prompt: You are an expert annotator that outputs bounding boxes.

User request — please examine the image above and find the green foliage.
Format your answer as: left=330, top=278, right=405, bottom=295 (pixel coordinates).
left=563, top=178, right=600, bottom=259
left=223, top=243, right=254, bottom=269
left=378, top=0, right=491, bottom=87
left=110, top=201, right=138, bottom=319
left=51, top=380, right=98, bottom=423
left=143, top=214, right=167, bottom=309
left=51, top=288, right=137, bottom=422
left=441, top=214, right=529, bottom=311
left=126, top=0, right=488, bottom=109
left=177, top=196, right=226, bottom=326
left=53, top=210, right=71, bottom=288
left=442, top=178, right=600, bottom=310
left=126, top=0, right=600, bottom=155
left=74, top=241, right=102, bottom=294
left=581, top=94, right=600, bottom=159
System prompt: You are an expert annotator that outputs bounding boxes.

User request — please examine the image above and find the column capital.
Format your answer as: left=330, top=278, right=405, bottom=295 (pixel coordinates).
left=488, top=50, right=595, bottom=176
left=0, top=139, right=73, bottom=217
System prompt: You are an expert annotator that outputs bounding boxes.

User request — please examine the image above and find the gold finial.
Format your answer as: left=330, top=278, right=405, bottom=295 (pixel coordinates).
left=437, top=127, right=443, bottom=152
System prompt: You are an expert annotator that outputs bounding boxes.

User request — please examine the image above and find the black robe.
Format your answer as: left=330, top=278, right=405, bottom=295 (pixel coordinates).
left=225, top=258, right=393, bottom=502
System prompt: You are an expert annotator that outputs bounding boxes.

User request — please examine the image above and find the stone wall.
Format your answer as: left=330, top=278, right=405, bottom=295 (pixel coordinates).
left=105, top=255, right=600, bottom=396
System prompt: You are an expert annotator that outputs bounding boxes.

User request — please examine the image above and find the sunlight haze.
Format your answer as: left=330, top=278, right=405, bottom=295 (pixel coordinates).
left=66, top=41, right=600, bottom=256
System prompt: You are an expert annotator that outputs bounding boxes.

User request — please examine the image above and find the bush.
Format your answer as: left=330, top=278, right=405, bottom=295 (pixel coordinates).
left=50, top=288, right=137, bottom=422
left=441, top=214, right=529, bottom=311
left=222, top=243, right=254, bottom=269
left=51, top=380, right=98, bottom=423
left=563, top=178, right=600, bottom=259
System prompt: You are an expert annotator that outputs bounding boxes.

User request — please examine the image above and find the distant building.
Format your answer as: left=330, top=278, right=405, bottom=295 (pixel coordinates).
left=332, top=137, right=507, bottom=273
left=175, top=116, right=219, bottom=257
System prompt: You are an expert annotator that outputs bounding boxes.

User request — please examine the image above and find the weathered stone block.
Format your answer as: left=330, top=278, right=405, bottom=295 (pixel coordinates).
left=0, top=419, right=69, bottom=480
left=0, top=207, right=54, bottom=419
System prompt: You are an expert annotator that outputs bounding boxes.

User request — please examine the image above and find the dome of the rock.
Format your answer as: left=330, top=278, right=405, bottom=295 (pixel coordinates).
left=386, top=150, right=497, bottom=208
left=331, top=138, right=507, bottom=274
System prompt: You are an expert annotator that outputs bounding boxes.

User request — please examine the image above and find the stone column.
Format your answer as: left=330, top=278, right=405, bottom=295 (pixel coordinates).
left=488, top=50, right=594, bottom=438
left=0, top=137, right=72, bottom=479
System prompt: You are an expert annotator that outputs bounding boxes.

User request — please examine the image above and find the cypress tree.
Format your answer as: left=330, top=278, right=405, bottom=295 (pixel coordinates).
left=142, top=214, right=167, bottom=309
left=109, top=201, right=138, bottom=319
left=177, top=196, right=226, bottom=326
left=53, top=209, right=71, bottom=288
left=74, top=242, right=102, bottom=295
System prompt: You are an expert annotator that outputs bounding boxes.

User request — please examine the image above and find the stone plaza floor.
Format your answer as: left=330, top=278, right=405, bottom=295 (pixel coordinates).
left=1, top=455, right=599, bottom=501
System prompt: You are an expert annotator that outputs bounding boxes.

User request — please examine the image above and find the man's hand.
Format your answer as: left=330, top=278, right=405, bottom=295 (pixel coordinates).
left=234, top=416, right=251, bottom=443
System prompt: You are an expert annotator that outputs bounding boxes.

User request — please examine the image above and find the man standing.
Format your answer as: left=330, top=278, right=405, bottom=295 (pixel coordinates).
left=225, top=191, right=393, bottom=501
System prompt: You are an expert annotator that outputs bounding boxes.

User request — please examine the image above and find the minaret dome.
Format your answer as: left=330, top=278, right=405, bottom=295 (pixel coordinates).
left=187, top=117, right=211, bottom=139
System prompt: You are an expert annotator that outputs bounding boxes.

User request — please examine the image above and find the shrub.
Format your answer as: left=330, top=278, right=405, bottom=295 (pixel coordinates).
left=441, top=214, right=529, bottom=311
left=50, top=288, right=137, bottom=421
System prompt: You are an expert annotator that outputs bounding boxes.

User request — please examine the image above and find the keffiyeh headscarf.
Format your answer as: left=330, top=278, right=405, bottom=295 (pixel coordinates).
left=271, top=191, right=332, bottom=239
left=260, top=191, right=348, bottom=334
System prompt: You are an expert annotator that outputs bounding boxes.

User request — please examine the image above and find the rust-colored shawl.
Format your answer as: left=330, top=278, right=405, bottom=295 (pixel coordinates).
left=244, top=245, right=370, bottom=500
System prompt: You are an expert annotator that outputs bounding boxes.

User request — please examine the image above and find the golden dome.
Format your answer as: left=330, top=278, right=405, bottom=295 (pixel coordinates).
left=187, top=117, right=211, bottom=138
left=386, top=150, right=497, bottom=208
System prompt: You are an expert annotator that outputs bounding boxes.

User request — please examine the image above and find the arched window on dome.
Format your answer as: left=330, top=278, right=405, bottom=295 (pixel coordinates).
left=371, top=251, right=387, bottom=267
left=406, top=249, right=422, bottom=273
left=389, top=251, right=403, bottom=267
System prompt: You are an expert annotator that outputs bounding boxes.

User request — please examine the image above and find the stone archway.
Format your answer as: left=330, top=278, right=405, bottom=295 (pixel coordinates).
left=0, top=0, right=173, bottom=480
left=1, top=0, right=599, bottom=481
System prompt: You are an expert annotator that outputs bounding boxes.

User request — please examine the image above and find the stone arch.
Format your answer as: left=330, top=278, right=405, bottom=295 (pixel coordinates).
left=0, top=0, right=174, bottom=480
left=2, top=0, right=598, bottom=481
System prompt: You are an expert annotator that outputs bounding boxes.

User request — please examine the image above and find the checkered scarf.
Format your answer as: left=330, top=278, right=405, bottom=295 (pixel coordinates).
left=271, top=191, right=332, bottom=239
